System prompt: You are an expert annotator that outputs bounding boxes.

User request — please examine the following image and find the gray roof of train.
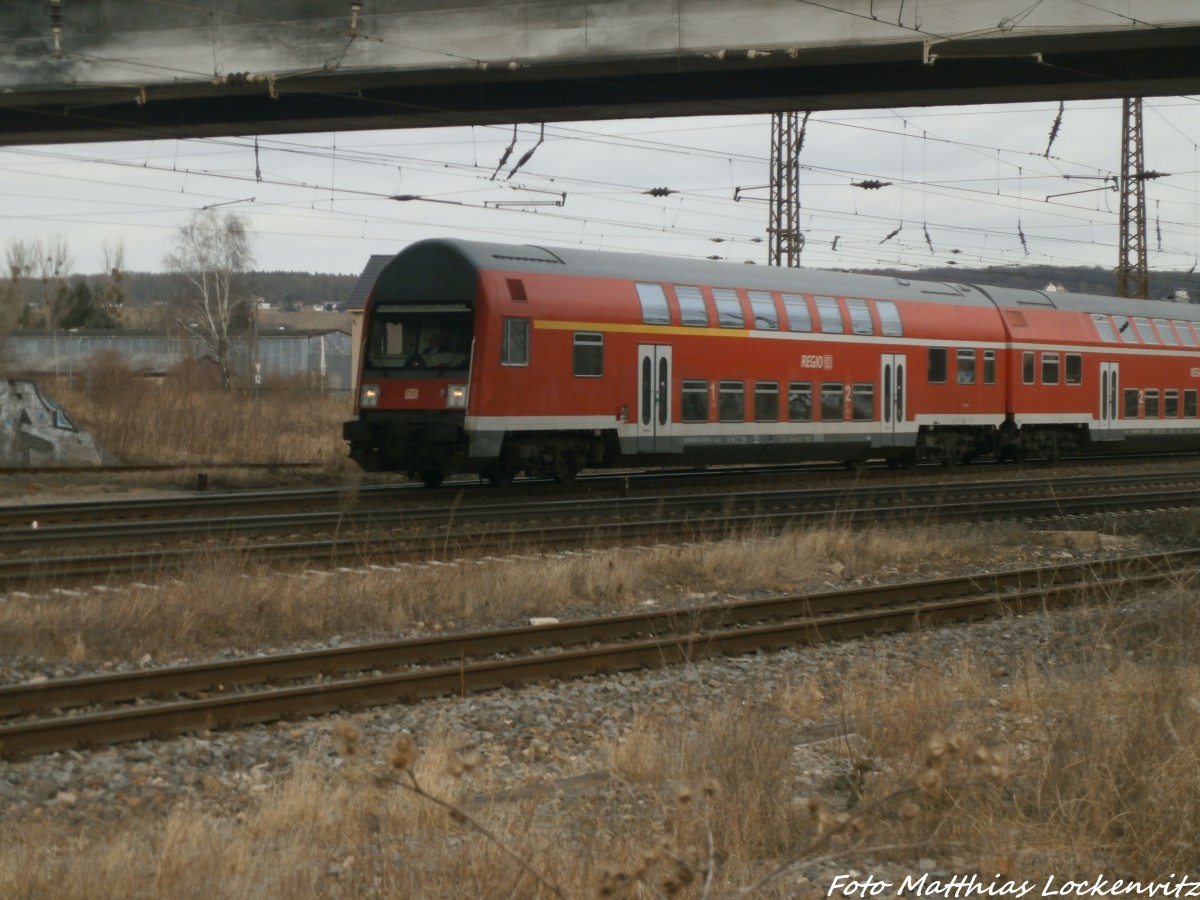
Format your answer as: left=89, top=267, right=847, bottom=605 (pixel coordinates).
left=369, top=239, right=1200, bottom=322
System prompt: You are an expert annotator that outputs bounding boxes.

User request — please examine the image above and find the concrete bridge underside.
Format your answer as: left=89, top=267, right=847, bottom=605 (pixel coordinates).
left=3, top=1, right=1200, bottom=145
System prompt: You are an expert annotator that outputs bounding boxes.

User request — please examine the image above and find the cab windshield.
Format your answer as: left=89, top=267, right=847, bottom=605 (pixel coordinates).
left=365, top=309, right=472, bottom=373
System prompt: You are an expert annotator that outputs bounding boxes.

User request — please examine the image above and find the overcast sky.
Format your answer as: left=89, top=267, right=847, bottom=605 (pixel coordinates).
left=2, top=97, right=1199, bottom=281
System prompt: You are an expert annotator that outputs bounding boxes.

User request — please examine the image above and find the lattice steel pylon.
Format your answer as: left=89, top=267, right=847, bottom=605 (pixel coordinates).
left=1116, top=97, right=1149, bottom=299
left=768, top=111, right=809, bottom=267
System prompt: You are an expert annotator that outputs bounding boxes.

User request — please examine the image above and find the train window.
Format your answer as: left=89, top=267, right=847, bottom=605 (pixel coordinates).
left=928, top=348, right=948, bottom=384
left=956, top=350, right=976, bottom=385
left=1174, top=321, right=1198, bottom=347
left=718, top=381, right=745, bottom=421
left=815, top=297, right=844, bottom=334
left=366, top=311, right=472, bottom=372
left=1165, top=389, right=1180, bottom=417
left=788, top=382, right=813, bottom=422
left=501, top=318, right=530, bottom=366
left=1113, top=316, right=1139, bottom=343
left=748, top=291, right=779, bottom=330
left=852, top=383, right=874, bottom=421
left=847, top=299, right=873, bottom=335
left=1124, top=388, right=1140, bottom=418
left=876, top=300, right=903, bottom=336
left=755, top=381, right=780, bottom=421
left=713, top=289, right=744, bottom=328
left=1092, top=314, right=1118, bottom=342
left=1133, top=317, right=1158, bottom=344
left=1154, top=318, right=1179, bottom=346
left=635, top=283, right=671, bottom=325
left=1145, top=389, right=1160, bottom=417
left=1186, top=390, right=1198, bottom=417
left=983, top=350, right=996, bottom=385
left=1022, top=352, right=1036, bottom=385
left=1188, top=323, right=1200, bottom=346
left=1065, top=354, right=1082, bottom=385
left=675, top=285, right=708, bottom=326
left=573, top=332, right=603, bottom=377
left=682, top=380, right=709, bottom=422
left=782, top=294, right=813, bottom=332
left=820, top=383, right=845, bottom=421
left=1041, top=353, right=1060, bottom=385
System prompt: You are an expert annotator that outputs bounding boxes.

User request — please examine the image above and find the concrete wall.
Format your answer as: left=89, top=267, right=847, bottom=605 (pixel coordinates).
left=0, top=379, right=104, bottom=466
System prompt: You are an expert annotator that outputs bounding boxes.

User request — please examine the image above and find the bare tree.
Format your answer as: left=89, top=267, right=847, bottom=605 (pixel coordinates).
left=33, top=235, right=72, bottom=328
left=163, top=210, right=255, bottom=389
left=1, top=239, right=36, bottom=332
left=97, top=238, right=127, bottom=324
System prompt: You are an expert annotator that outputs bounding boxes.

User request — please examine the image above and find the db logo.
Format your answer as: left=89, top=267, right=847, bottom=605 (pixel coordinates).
left=1191, top=368, right=1200, bottom=378
left=405, top=388, right=419, bottom=399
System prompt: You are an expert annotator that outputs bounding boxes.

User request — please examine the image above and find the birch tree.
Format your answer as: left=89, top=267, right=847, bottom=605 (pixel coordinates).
left=164, top=210, right=254, bottom=389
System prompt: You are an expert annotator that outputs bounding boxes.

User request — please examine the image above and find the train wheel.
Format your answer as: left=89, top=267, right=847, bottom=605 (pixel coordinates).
left=484, top=465, right=514, bottom=488
left=419, top=470, right=444, bottom=488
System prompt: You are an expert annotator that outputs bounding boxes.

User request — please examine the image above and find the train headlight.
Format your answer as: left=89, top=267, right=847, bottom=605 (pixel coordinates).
left=359, top=383, right=380, bottom=408
left=446, top=384, right=468, bottom=408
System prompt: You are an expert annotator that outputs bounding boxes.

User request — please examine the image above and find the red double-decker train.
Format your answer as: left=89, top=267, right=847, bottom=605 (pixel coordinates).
left=342, top=238, right=1200, bottom=486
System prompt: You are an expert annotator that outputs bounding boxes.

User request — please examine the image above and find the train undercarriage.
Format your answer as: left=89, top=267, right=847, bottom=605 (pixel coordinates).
left=348, top=409, right=1097, bottom=487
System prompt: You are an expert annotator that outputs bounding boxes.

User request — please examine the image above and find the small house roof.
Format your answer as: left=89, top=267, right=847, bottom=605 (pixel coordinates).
left=346, top=254, right=394, bottom=311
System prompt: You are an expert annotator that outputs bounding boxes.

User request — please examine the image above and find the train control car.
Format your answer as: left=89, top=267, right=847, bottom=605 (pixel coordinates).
left=342, top=238, right=1200, bottom=486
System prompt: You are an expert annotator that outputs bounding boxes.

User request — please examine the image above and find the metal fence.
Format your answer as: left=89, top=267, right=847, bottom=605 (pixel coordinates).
left=1, top=329, right=353, bottom=395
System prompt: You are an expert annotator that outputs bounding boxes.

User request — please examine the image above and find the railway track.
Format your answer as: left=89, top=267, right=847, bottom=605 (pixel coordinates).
left=3, top=469, right=1200, bottom=589
left=2, top=548, right=1193, bottom=761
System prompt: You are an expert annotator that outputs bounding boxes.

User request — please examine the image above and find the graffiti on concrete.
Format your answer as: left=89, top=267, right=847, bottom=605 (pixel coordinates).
left=1, top=379, right=105, bottom=466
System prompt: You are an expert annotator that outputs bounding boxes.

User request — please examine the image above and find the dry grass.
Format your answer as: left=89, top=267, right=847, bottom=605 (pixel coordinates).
left=48, top=352, right=349, bottom=466
left=3, top=520, right=1198, bottom=894
left=0, top=524, right=1007, bottom=663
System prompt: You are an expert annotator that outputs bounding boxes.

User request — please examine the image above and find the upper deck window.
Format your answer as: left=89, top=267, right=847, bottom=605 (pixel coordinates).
left=1175, top=321, right=1199, bottom=347
left=1092, top=314, right=1118, bottom=342
left=1113, top=315, right=1139, bottom=343
left=782, top=294, right=812, bottom=332
left=1154, top=318, right=1178, bottom=346
left=712, top=289, right=744, bottom=328
left=1133, top=317, right=1158, bottom=344
left=635, top=283, right=671, bottom=325
left=748, top=291, right=779, bottom=330
left=675, top=285, right=708, bottom=326
left=846, top=299, right=873, bottom=335
left=815, top=297, right=844, bottom=334
left=876, top=300, right=903, bottom=336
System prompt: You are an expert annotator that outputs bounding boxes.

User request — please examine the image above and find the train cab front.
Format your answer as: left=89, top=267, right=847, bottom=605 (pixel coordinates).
left=343, top=304, right=473, bottom=487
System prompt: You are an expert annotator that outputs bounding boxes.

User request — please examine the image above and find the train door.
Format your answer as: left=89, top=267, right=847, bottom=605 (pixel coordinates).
left=637, top=344, right=673, bottom=452
left=1098, top=361, right=1119, bottom=438
left=880, top=353, right=907, bottom=445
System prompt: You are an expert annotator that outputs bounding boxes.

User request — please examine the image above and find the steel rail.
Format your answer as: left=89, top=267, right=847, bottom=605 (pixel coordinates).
left=1, top=479, right=1199, bottom=591
left=1, top=550, right=1195, bottom=760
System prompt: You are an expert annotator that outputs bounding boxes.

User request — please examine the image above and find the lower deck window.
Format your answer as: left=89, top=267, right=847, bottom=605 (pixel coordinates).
left=681, top=380, right=709, bottom=422
left=572, top=332, right=603, bottom=376
left=1124, top=388, right=1140, bottom=418
left=788, top=382, right=812, bottom=422
left=1186, top=390, right=1198, bottom=418
left=821, top=383, right=844, bottom=421
left=718, top=381, right=745, bottom=422
left=755, top=381, right=779, bottom=422
left=1165, top=389, right=1179, bottom=418
left=501, top=317, right=530, bottom=366
left=852, top=384, right=874, bottom=421
left=1145, top=389, right=1160, bottom=418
